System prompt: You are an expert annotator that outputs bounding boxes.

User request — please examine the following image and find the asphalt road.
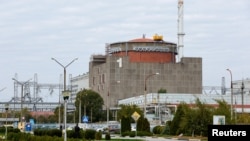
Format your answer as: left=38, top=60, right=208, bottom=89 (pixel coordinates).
left=109, top=135, right=196, bottom=141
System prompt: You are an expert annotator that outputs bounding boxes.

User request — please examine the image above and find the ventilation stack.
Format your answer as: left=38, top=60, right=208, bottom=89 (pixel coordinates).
left=177, top=0, right=185, bottom=62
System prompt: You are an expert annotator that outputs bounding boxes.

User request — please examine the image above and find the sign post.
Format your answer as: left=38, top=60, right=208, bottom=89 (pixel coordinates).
left=213, top=115, right=225, bottom=125
left=131, top=111, right=140, bottom=137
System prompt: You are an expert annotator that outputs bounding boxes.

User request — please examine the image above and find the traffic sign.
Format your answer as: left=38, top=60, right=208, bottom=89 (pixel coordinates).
left=131, top=111, right=140, bottom=121
left=82, top=116, right=89, bottom=123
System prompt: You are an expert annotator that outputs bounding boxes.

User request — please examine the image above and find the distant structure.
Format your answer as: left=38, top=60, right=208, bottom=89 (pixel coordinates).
left=10, top=73, right=65, bottom=103
left=118, top=76, right=250, bottom=124
left=177, top=0, right=185, bottom=62
left=119, top=92, right=250, bottom=124
left=0, top=73, right=75, bottom=113
left=70, top=72, right=89, bottom=102
left=89, top=35, right=202, bottom=108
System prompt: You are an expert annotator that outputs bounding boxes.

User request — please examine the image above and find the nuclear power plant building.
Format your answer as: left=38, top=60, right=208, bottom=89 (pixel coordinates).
left=89, top=35, right=202, bottom=107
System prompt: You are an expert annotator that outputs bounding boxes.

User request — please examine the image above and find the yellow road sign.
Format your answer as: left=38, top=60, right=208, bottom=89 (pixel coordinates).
left=131, top=111, right=140, bottom=121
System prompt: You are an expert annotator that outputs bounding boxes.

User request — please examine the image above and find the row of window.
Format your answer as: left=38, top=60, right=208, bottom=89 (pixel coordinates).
left=92, top=73, right=105, bottom=85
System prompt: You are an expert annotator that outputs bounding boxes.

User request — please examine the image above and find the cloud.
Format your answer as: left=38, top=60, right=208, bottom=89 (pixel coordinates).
left=0, top=0, right=249, bottom=102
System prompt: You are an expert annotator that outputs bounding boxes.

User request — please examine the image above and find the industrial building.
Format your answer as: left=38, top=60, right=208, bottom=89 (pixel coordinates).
left=70, top=72, right=89, bottom=101
left=89, top=34, right=202, bottom=108
left=118, top=91, right=250, bottom=124
left=2, top=0, right=250, bottom=126
left=88, top=0, right=201, bottom=108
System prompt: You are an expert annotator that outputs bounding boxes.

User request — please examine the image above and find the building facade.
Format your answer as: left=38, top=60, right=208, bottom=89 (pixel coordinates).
left=70, top=72, right=89, bottom=102
left=118, top=92, right=250, bottom=124
left=89, top=35, right=202, bottom=107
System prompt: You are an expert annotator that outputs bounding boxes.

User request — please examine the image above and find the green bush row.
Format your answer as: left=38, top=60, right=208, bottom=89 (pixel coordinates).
left=34, top=129, right=62, bottom=137
left=0, top=127, right=20, bottom=133
left=6, top=129, right=110, bottom=141
left=121, top=131, right=153, bottom=137
left=7, top=132, right=83, bottom=141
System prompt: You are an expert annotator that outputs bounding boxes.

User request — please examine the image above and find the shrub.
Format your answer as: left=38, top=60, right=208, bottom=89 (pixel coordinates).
left=137, top=117, right=150, bottom=132
left=136, top=131, right=153, bottom=136
left=7, top=132, right=90, bottom=141
left=67, top=130, right=75, bottom=138
left=85, top=129, right=96, bottom=140
left=105, top=133, right=111, bottom=140
left=95, top=131, right=102, bottom=140
left=121, top=116, right=131, bottom=133
left=129, top=131, right=135, bottom=137
left=152, top=125, right=165, bottom=134
left=49, top=129, right=62, bottom=137
left=121, top=131, right=153, bottom=137
left=34, top=128, right=62, bottom=137
left=121, top=131, right=130, bottom=137
left=162, top=122, right=171, bottom=135
left=0, top=126, right=20, bottom=134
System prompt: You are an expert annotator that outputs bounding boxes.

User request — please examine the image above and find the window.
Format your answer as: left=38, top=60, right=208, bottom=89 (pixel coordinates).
left=93, top=77, right=96, bottom=85
left=102, top=74, right=105, bottom=83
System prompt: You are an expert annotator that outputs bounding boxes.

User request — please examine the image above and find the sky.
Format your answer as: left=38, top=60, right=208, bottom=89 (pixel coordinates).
left=0, top=0, right=250, bottom=102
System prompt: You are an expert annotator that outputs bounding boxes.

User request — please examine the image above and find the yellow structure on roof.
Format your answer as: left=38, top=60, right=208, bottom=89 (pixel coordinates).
left=153, top=34, right=163, bottom=41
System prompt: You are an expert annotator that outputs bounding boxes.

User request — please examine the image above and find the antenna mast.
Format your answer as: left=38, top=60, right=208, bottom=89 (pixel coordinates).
left=177, top=0, right=185, bottom=62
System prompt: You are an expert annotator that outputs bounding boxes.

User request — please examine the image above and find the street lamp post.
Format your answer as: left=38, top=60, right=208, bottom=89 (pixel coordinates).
left=52, top=57, right=78, bottom=141
left=226, top=69, right=233, bottom=120
left=5, top=104, right=9, bottom=124
left=62, top=90, right=70, bottom=141
left=106, top=81, right=119, bottom=132
left=78, top=89, right=87, bottom=124
left=83, top=93, right=88, bottom=118
left=144, top=73, right=159, bottom=117
left=5, top=103, right=9, bottom=141
left=33, top=104, right=37, bottom=129
left=79, top=97, right=81, bottom=124
left=12, top=78, right=32, bottom=129
left=107, top=90, right=109, bottom=133
left=241, top=81, right=244, bottom=113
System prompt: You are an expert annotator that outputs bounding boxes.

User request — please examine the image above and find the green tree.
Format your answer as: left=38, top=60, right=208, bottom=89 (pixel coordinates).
left=173, top=98, right=213, bottom=137
left=118, top=104, right=144, bottom=134
left=53, top=104, right=64, bottom=123
left=121, top=116, right=131, bottom=133
left=137, top=117, right=150, bottom=132
left=170, top=102, right=190, bottom=135
left=179, top=107, right=197, bottom=136
left=158, top=88, right=167, bottom=93
left=162, top=121, right=171, bottom=135
left=174, top=98, right=212, bottom=136
left=75, top=89, right=104, bottom=122
left=237, top=113, right=250, bottom=124
left=37, top=115, right=46, bottom=123
left=66, top=112, right=75, bottom=123
left=22, top=108, right=32, bottom=122
left=169, top=97, right=244, bottom=137
left=192, top=98, right=213, bottom=136
left=117, top=104, right=143, bottom=121
left=47, top=115, right=57, bottom=123
left=213, top=99, right=232, bottom=124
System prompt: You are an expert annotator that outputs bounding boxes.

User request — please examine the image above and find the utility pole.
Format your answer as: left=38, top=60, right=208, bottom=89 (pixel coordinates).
left=12, top=78, right=32, bottom=130
left=226, top=69, right=233, bottom=120
left=241, top=80, right=245, bottom=113
left=52, top=57, right=78, bottom=141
